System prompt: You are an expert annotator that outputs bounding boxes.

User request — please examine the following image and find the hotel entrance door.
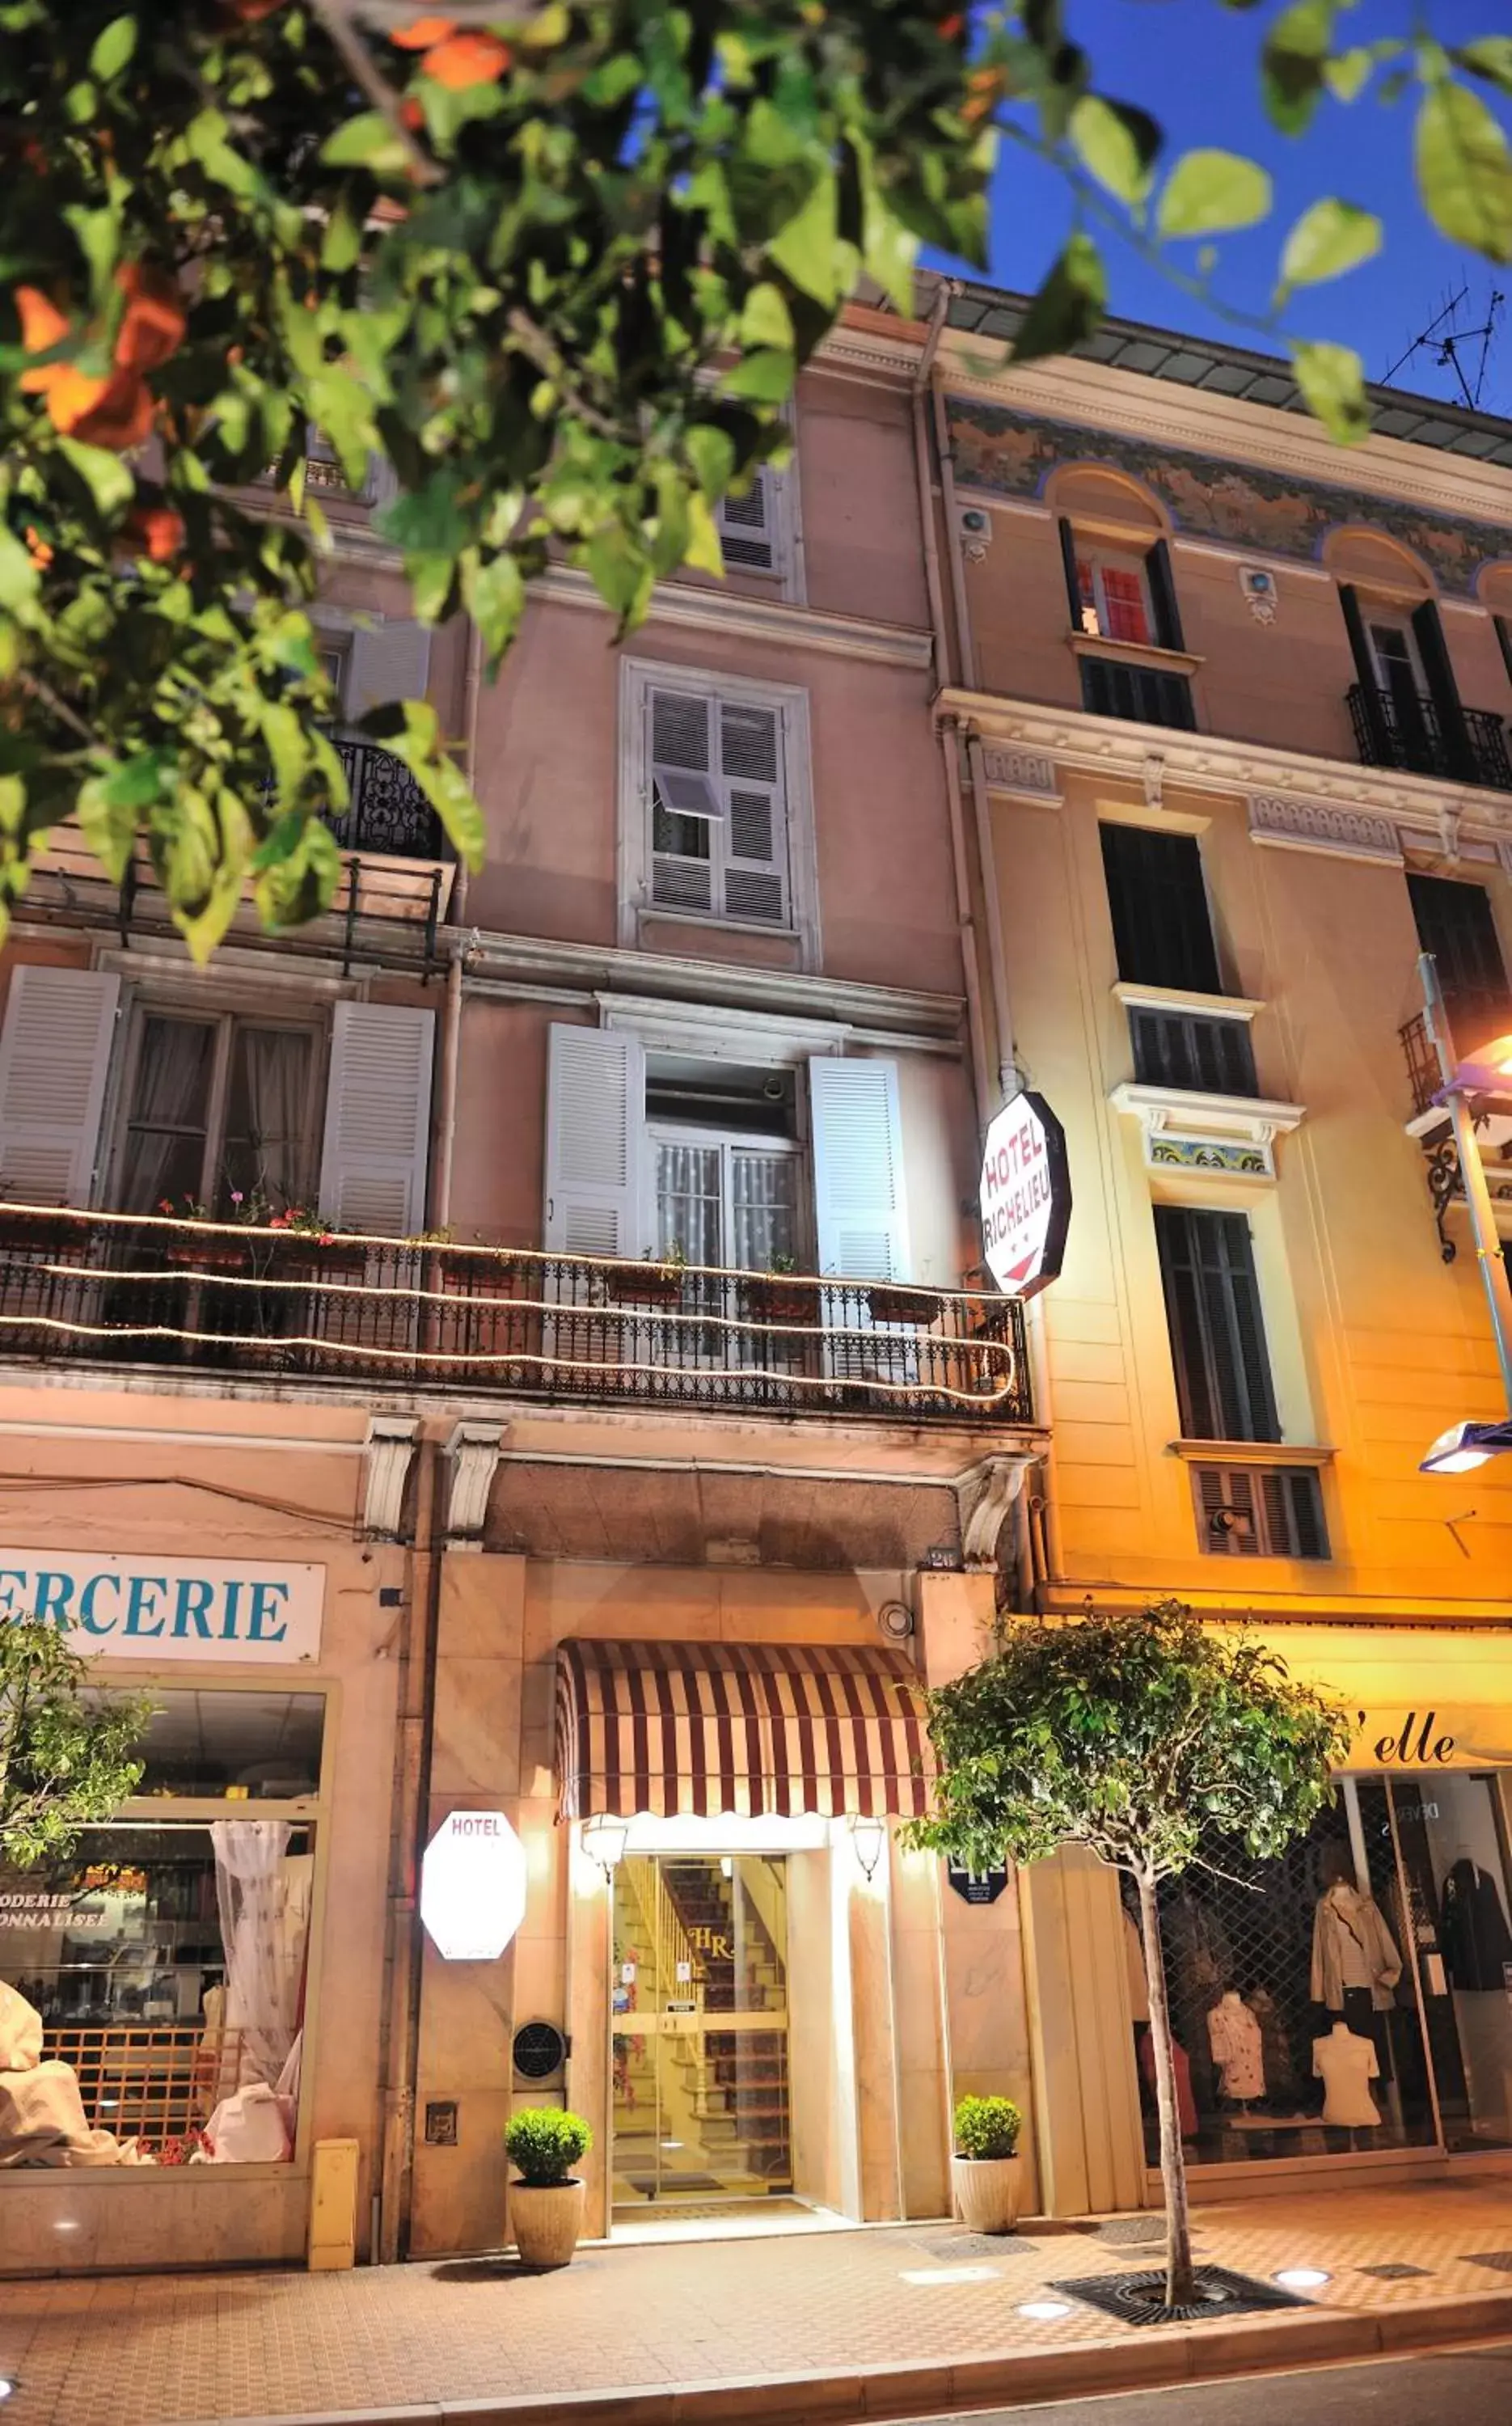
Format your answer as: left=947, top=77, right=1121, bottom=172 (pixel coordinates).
left=610, top=1852, right=792, bottom=2205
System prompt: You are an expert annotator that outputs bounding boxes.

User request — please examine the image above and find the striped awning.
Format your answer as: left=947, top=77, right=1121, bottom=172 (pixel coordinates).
left=555, top=1638, right=933, bottom=1821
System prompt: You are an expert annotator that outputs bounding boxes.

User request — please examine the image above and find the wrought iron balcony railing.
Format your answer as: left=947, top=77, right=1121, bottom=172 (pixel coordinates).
left=1346, top=686, right=1512, bottom=791
left=1079, top=655, right=1196, bottom=732
left=0, top=1207, right=1033, bottom=1427
left=322, top=736, right=450, bottom=861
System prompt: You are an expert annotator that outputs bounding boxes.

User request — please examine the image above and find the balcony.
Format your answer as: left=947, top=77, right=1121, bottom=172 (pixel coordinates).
left=0, top=1207, right=1032, bottom=1429
left=1399, top=1009, right=1512, bottom=1256
left=1346, top=686, right=1512, bottom=791
left=1079, top=656, right=1195, bottom=732
left=319, top=734, right=449, bottom=862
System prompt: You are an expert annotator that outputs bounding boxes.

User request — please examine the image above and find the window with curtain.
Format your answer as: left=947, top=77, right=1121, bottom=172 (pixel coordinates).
left=1154, top=1204, right=1281, bottom=1443
left=645, top=1056, right=801, bottom=1274
left=115, top=1009, right=318, bottom=1215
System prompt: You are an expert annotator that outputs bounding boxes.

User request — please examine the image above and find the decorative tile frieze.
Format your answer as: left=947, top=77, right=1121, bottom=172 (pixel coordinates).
left=1248, top=794, right=1404, bottom=866
left=1109, top=1080, right=1305, bottom=1183
left=980, top=746, right=1058, bottom=798
left=1149, top=1135, right=1272, bottom=1178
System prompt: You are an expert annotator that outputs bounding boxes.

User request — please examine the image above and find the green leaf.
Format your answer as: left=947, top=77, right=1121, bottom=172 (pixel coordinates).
left=685, top=424, right=737, bottom=501
left=1416, top=81, right=1512, bottom=262
left=1157, top=149, right=1273, bottom=239
left=319, top=111, right=413, bottom=175
left=1010, top=233, right=1106, bottom=366
left=1261, top=0, right=1337, bottom=136
left=1069, top=95, right=1162, bottom=205
left=1278, top=197, right=1383, bottom=292
left=765, top=171, right=841, bottom=306
left=56, top=438, right=135, bottom=515
left=0, top=529, right=40, bottom=613
left=1455, top=38, right=1512, bottom=95
left=684, top=490, right=725, bottom=579
left=1324, top=46, right=1374, bottom=104
left=1290, top=339, right=1370, bottom=444
left=720, top=347, right=796, bottom=404
left=740, top=281, right=796, bottom=353
left=88, top=15, right=136, bottom=79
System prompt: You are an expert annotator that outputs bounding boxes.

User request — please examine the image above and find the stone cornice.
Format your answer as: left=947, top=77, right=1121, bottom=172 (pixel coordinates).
left=937, top=336, right=1512, bottom=532
left=939, top=685, right=1512, bottom=848
left=532, top=564, right=933, bottom=670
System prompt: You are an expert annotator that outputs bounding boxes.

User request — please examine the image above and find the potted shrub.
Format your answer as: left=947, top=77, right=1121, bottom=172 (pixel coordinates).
left=600, top=1243, right=687, bottom=1308
left=505, top=2107, right=593, bottom=2267
left=865, top=1282, right=944, bottom=1326
left=741, top=1256, right=820, bottom=1327
left=950, top=2094, right=1022, bottom=2234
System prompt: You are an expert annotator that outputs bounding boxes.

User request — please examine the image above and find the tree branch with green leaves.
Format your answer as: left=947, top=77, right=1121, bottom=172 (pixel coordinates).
left=0, top=1617, right=151, bottom=1868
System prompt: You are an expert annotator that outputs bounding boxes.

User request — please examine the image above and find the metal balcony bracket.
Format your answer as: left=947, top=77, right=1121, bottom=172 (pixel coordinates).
left=444, top=1420, right=506, bottom=1550
left=957, top=1454, right=1032, bottom=1572
left=364, top=1413, right=420, bottom=1541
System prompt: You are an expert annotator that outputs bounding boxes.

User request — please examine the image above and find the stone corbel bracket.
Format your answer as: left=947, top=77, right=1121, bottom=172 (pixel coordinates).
left=1109, top=1080, right=1305, bottom=1181
left=957, top=1454, right=1033, bottom=1573
left=362, top=1414, right=420, bottom=1543
left=445, top=1421, right=507, bottom=1550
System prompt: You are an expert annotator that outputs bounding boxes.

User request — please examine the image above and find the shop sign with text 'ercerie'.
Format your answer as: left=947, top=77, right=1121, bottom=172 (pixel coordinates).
left=0, top=1551, right=323, bottom=1663
left=978, top=1088, right=1071, bottom=1297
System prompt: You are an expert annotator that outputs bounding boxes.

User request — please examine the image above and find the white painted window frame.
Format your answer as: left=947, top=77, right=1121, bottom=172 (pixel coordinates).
left=617, top=656, right=821, bottom=970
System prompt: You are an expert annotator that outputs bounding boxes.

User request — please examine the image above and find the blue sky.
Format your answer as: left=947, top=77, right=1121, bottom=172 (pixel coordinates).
left=940, top=1, right=1512, bottom=412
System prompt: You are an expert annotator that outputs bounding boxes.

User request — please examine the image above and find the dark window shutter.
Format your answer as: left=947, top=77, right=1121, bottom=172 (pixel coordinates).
left=1100, top=823, right=1222, bottom=992
left=1407, top=872, right=1510, bottom=1056
left=1147, top=539, right=1185, bottom=653
left=1058, top=518, right=1084, bottom=628
left=1495, top=613, right=1512, bottom=690
left=1411, top=599, right=1474, bottom=784
left=1155, top=1206, right=1281, bottom=1443
left=1338, top=584, right=1391, bottom=760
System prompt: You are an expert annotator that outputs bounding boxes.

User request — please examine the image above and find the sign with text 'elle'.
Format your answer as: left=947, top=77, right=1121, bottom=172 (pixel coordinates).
left=0, top=1552, right=323, bottom=1663
left=979, top=1089, right=1071, bottom=1298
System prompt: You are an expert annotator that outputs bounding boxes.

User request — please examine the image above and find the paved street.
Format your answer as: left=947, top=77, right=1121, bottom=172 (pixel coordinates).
left=0, top=2174, right=1510, bottom=2424
left=902, top=2340, right=1512, bottom=2425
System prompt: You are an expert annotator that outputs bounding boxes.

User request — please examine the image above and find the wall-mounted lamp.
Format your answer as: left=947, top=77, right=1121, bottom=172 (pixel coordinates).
left=581, top=1815, right=630, bottom=1880
left=849, top=1813, right=887, bottom=1882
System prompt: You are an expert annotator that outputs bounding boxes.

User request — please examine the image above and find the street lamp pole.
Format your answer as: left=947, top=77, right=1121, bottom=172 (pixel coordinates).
left=1419, top=949, right=1512, bottom=1408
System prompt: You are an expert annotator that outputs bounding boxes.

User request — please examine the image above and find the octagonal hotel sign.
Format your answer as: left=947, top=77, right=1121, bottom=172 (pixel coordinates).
left=978, top=1088, right=1071, bottom=1298
left=420, top=1810, right=528, bottom=1962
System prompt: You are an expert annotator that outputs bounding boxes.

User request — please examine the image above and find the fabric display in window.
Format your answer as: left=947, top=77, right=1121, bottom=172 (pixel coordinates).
left=1138, top=2023, right=1197, bottom=2136
left=1206, top=1991, right=1265, bottom=2099
left=0, top=1984, right=153, bottom=2166
left=1246, top=1983, right=1302, bottom=2107
left=209, top=1819, right=303, bottom=2091
left=1441, top=1858, right=1512, bottom=1992
left=1310, top=1880, right=1402, bottom=2013
left=1312, top=2020, right=1381, bottom=2127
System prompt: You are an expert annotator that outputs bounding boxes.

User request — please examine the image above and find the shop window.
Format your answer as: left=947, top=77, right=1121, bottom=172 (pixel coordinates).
left=1124, top=1769, right=1512, bottom=2169
left=1100, top=823, right=1223, bottom=995
left=0, top=1693, right=320, bottom=2167
left=1155, top=1205, right=1281, bottom=1444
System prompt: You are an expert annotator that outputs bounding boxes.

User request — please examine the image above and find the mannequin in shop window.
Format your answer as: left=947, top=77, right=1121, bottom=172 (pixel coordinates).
left=1206, top=1987, right=1265, bottom=2107
left=1310, top=1845, right=1402, bottom=2086
left=1311, top=2018, right=1382, bottom=2129
left=1442, top=1845, right=1512, bottom=1991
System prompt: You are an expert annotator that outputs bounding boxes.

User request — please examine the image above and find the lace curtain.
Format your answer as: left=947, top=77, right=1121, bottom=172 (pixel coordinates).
left=209, top=1819, right=303, bottom=2089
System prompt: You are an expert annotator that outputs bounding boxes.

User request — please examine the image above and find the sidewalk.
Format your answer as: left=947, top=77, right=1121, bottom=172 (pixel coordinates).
left=2, top=2173, right=1511, bottom=2426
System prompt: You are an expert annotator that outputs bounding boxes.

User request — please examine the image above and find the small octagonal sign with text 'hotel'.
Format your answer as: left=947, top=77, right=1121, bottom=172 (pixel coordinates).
left=420, top=1809, right=528, bottom=1962
left=978, top=1088, right=1071, bottom=1298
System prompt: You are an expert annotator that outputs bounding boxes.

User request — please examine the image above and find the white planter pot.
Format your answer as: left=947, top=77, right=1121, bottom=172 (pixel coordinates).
left=510, top=2175, right=585, bottom=2268
left=951, top=2153, right=1021, bottom=2234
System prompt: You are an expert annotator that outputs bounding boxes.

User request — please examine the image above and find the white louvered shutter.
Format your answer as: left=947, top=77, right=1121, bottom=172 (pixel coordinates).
left=720, top=699, right=788, bottom=927
left=543, top=1023, right=645, bottom=1257
left=717, top=470, right=776, bottom=573
left=808, top=1055, right=910, bottom=1282
left=344, top=619, right=433, bottom=721
left=649, top=686, right=716, bottom=915
left=0, top=966, right=120, bottom=1206
left=319, top=1001, right=435, bottom=1234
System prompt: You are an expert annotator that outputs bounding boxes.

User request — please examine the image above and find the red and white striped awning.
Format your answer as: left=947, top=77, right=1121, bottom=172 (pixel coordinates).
left=555, top=1638, right=932, bottom=1821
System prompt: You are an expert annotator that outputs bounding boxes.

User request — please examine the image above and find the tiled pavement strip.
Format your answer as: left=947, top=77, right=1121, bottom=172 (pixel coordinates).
left=1, top=2175, right=1511, bottom=2426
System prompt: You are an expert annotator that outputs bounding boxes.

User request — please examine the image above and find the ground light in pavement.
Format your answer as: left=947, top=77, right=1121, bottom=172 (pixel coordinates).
left=1275, top=2268, right=1332, bottom=2290
left=1017, top=2299, right=1073, bottom=2320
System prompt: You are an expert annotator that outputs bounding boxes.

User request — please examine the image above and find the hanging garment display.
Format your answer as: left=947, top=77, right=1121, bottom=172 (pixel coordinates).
left=1139, top=2026, right=1197, bottom=2136
left=1312, top=2021, right=1381, bottom=2128
left=1441, top=1859, right=1512, bottom=1992
left=1310, top=1880, right=1402, bottom=2013
left=1206, top=1991, right=1265, bottom=2099
left=1245, top=1984, right=1301, bottom=2107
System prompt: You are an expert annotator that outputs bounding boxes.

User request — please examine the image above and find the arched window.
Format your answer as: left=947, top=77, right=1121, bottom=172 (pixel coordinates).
left=1047, top=467, right=1181, bottom=652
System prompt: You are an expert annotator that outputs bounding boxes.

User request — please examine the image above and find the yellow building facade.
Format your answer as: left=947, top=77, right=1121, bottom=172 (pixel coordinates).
left=913, top=281, right=1512, bottom=2204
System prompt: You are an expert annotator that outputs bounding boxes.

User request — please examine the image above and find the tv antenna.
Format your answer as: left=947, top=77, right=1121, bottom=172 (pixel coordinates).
left=1383, top=283, right=1505, bottom=411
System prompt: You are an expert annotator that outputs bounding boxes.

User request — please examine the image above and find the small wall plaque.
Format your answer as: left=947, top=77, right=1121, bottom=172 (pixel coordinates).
left=424, top=2100, right=458, bottom=2146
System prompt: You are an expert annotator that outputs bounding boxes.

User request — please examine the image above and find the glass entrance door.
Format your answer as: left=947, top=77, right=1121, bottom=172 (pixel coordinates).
left=1382, top=1771, right=1512, bottom=2152
left=610, top=1852, right=792, bottom=2205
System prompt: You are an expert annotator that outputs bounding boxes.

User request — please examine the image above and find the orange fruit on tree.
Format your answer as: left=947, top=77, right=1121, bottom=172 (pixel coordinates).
left=420, top=32, right=510, bottom=87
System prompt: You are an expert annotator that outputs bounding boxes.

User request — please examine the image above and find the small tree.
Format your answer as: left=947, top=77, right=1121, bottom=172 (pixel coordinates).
left=0, top=1618, right=151, bottom=1868
left=906, top=1600, right=1350, bottom=2314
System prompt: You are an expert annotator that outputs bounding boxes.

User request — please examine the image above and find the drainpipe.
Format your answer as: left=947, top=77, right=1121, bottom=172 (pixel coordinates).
left=452, top=615, right=484, bottom=929
left=931, top=366, right=978, bottom=694
left=939, top=717, right=991, bottom=1127
left=964, top=730, right=1017, bottom=1103
left=911, top=280, right=953, bottom=688
left=429, top=941, right=465, bottom=1232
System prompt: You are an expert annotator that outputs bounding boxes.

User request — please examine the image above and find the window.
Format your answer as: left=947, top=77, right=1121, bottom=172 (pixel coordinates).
left=1100, top=823, right=1223, bottom=995
left=0, top=1691, right=321, bottom=2165
left=647, top=1060, right=801, bottom=1272
left=1128, top=1006, right=1258, bottom=1097
left=1074, top=547, right=1153, bottom=644
left=112, top=1008, right=320, bottom=1217
left=716, top=468, right=781, bottom=575
left=1408, top=873, right=1511, bottom=1059
left=1192, top=1463, right=1328, bottom=1558
left=1155, top=1205, right=1280, bottom=1443
left=1367, top=615, right=1426, bottom=699
left=619, top=661, right=816, bottom=955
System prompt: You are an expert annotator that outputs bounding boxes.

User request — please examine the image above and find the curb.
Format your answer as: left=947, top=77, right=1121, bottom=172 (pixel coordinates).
left=171, top=2286, right=1512, bottom=2426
